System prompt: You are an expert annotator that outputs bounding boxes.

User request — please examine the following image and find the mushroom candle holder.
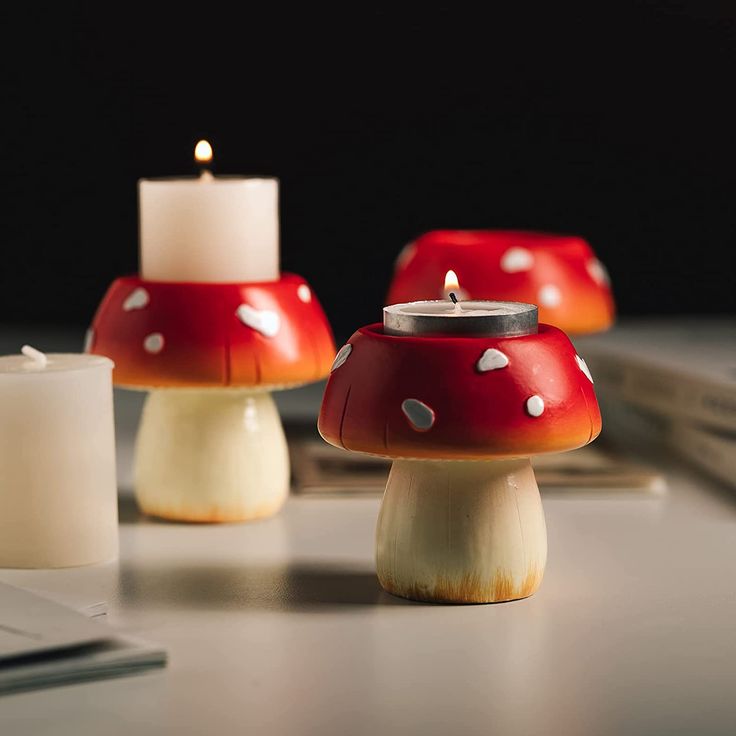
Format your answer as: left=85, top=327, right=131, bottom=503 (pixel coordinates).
left=88, top=143, right=335, bottom=522
left=318, top=295, right=602, bottom=604
left=90, top=275, right=334, bottom=522
left=389, top=230, right=615, bottom=335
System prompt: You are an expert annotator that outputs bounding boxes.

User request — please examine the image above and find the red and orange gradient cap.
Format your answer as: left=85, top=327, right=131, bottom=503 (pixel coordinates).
left=388, top=230, right=615, bottom=335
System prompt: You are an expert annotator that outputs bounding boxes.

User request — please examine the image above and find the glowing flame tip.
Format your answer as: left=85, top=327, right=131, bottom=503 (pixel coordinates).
left=444, top=269, right=460, bottom=292
left=194, top=139, right=213, bottom=165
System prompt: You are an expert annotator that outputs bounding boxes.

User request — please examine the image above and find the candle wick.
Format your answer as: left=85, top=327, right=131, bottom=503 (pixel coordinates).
left=21, top=344, right=48, bottom=369
left=449, top=292, right=458, bottom=304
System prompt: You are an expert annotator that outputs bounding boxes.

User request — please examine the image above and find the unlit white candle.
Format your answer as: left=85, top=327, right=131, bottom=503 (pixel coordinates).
left=139, top=175, right=280, bottom=283
left=0, top=351, right=118, bottom=568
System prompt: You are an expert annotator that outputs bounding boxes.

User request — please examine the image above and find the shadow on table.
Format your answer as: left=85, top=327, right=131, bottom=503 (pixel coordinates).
left=119, top=562, right=417, bottom=611
left=118, top=494, right=144, bottom=524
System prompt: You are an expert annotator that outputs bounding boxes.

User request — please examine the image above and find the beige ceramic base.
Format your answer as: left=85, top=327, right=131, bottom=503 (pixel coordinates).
left=134, top=389, right=289, bottom=523
left=376, top=458, right=547, bottom=603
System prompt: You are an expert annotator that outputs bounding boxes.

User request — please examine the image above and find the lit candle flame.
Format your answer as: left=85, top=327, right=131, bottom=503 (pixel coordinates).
left=444, top=269, right=460, bottom=292
left=194, top=139, right=213, bottom=165
left=444, top=269, right=462, bottom=305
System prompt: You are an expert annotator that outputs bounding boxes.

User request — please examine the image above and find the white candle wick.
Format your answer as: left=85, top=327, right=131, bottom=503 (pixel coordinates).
left=21, top=345, right=48, bottom=369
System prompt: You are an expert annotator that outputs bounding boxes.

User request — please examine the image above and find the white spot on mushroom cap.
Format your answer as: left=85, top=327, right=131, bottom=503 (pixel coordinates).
left=236, top=304, right=281, bottom=338
left=143, top=333, right=164, bottom=354
left=526, top=395, right=545, bottom=417
left=395, top=242, right=417, bottom=270
left=331, top=344, right=352, bottom=372
left=123, top=287, right=150, bottom=311
left=83, top=327, right=94, bottom=353
left=401, top=398, right=435, bottom=431
left=477, top=348, right=509, bottom=372
left=297, top=284, right=312, bottom=303
left=500, top=247, right=534, bottom=273
left=575, top=354, right=594, bottom=383
left=587, top=258, right=610, bottom=286
left=538, top=284, right=562, bottom=308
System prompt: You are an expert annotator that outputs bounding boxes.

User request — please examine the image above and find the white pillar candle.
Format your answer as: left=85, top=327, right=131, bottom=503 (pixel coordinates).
left=139, top=144, right=280, bottom=282
left=0, top=348, right=118, bottom=568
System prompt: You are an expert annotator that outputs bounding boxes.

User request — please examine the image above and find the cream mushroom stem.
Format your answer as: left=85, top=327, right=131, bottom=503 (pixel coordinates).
left=376, top=457, right=547, bottom=604
left=134, top=388, right=289, bottom=522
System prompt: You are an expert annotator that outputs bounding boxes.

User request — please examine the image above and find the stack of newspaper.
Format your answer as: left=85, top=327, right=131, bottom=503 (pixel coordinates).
left=577, top=318, right=736, bottom=489
left=0, top=582, right=165, bottom=695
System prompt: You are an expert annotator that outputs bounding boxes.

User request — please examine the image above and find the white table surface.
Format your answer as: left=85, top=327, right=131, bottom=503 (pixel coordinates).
left=1, top=328, right=736, bottom=735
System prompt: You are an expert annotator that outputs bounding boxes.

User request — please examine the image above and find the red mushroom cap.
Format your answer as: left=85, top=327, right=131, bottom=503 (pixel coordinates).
left=87, top=274, right=335, bottom=389
left=318, top=323, right=601, bottom=460
left=388, top=230, right=615, bottom=335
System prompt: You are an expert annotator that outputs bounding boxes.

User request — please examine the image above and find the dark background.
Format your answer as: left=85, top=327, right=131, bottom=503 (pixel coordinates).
left=2, top=3, right=735, bottom=340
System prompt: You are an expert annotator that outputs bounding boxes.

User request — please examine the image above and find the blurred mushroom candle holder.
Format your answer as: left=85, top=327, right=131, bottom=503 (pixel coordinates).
left=318, top=274, right=602, bottom=604
left=389, top=230, right=615, bottom=336
left=88, top=142, right=335, bottom=522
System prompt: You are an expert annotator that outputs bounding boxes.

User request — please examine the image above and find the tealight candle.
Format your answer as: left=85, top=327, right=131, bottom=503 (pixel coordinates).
left=0, top=347, right=118, bottom=568
left=139, top=141, right=279, bottom=283
left=384, top=270, right=538, bottom=337
left=383, top=299, right=538, bottom=337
